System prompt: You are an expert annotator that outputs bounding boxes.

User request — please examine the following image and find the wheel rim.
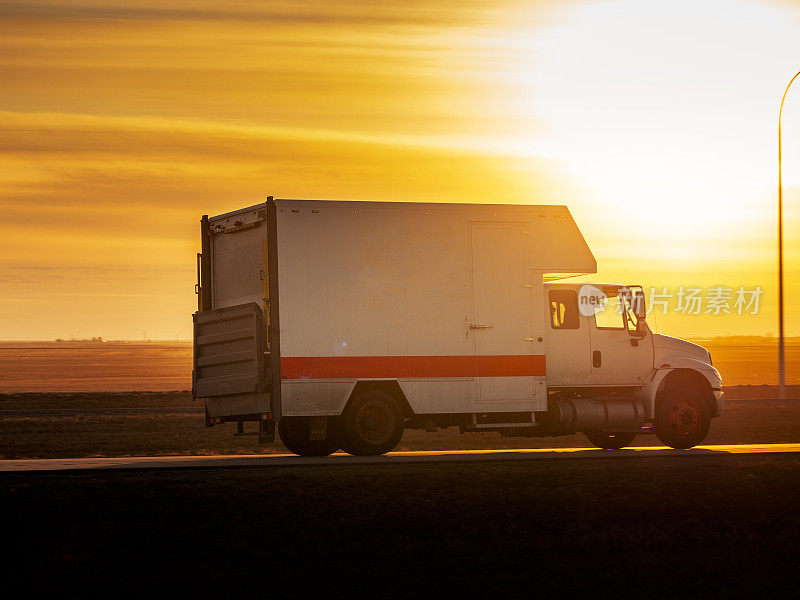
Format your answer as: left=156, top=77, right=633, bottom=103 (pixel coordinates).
left=355, top=402, right=394, bottom=445
left=670, top=398, right=700, bottom=438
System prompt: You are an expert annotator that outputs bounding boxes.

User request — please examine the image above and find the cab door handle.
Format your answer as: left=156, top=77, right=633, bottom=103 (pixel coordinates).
left=592, top=350, right=602, bottom=368
left=469, top=323, right=493, bottom=330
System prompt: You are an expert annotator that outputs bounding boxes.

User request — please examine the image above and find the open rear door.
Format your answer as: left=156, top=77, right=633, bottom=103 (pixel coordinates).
left=192, top=199, right=281, bottom=443
left=193, top=302, right=271, bottom=420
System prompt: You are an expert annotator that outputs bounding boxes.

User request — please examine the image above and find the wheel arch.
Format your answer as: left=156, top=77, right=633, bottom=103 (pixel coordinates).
left=345, top=380, right=415, bottom=418
left=655, top=368, right=716, bottom=417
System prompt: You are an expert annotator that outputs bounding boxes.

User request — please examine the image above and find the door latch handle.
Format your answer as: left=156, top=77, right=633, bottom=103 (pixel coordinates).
left=469, top=323, right=493, bottom=330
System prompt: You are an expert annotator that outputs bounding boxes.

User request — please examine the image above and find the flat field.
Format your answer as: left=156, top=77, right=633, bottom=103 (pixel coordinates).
left=701, top=337, right=800, bottom=385
left=0, top=341, right=191, bottom=392
left=1, top=337, right=799, bottom=393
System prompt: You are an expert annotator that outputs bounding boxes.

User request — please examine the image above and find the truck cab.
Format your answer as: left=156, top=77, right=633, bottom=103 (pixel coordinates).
left=545, top=282, right=723, bottom=448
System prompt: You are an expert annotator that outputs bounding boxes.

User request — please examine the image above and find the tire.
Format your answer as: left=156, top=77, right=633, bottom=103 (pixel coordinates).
left=278, top=417, right=339, bottom=457
left=654, top=387, right=711, bottom=449
left=584, top=430, right=637, bottom=450
left=338, top=391, right=404, bottom=456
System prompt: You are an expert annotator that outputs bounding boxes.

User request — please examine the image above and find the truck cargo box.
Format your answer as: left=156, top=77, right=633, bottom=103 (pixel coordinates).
left=193, top=198, right=596, bottom=423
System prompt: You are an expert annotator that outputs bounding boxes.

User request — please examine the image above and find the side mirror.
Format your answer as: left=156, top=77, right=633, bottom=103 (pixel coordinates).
left=628, top=292, right=647, bottom=338
left=633, top=292, right=646, bottom=320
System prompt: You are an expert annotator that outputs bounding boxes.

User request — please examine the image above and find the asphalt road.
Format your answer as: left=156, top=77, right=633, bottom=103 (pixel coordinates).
left=3, top=449, right=799, bottom=596
left=3, top=442, right=799, bottom=471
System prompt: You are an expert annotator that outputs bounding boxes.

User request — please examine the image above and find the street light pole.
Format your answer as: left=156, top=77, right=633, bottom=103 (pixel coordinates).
left=778, top=69, right=800, bottom=400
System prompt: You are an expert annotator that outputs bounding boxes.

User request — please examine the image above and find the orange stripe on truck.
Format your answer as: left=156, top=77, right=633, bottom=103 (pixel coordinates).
left=280, top=355, right=546, bottom=379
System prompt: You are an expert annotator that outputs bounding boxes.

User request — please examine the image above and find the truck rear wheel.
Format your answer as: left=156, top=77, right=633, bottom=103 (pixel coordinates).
left=584, top=430, right=637, bottom=450
left=278, top=418, right=339, bottom=457
left=338, top=391, right=404, bottom=456
left=654, top=388, right=711, bottom=449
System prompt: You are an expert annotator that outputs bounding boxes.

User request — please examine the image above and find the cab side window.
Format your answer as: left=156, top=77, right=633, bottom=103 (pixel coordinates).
left=594, top=294, right=626, bottom=329
left=549, top=290, right=579, bottom=329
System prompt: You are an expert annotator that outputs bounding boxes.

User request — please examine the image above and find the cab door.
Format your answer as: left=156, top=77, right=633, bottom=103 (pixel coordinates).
left=589, top=292, right=653, bottom=386
left=544, top=288, right=592, bottom=386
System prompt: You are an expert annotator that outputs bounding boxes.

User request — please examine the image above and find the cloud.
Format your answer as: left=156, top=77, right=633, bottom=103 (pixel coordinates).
left=0, top=110, right=545, bottom=157
left=0, top=0, right=551, bottom=27
left=0, top=110, right=560, bottom=211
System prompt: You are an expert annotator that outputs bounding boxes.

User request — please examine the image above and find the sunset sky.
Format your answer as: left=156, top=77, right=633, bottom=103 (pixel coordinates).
left=1, top=0, right=800, bottom=340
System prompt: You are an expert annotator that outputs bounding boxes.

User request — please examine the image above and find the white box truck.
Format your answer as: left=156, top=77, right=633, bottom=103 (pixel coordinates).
left=192, top=198, right=723, bottom=455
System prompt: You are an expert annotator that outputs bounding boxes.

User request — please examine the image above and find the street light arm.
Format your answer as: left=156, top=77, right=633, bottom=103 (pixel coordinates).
left=779, top=71, right=800, bottom=126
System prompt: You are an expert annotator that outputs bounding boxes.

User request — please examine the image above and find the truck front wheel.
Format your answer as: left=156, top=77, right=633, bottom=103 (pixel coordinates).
left=278, top=418, right=339, bottom=457
left=338, top=391, right=404, bottom=456
left=584, top=430, right=637, bottom=450
left=654, top=388, right=711, bottom=449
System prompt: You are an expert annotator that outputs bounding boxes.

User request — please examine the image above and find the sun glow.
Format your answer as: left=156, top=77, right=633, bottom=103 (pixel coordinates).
left=528, top=0, right=800, bottom=249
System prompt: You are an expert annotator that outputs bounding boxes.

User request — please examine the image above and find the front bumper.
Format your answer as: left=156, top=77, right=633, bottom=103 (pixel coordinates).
left=711, top=389, right=724, bottom=417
